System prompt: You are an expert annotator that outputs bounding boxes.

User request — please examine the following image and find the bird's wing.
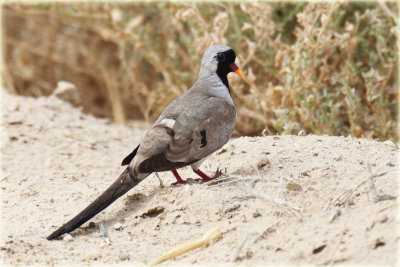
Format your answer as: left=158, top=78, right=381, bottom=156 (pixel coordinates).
left=168, top=96, right=236, bottom=161
left=134, top=96, right=236, bottom=173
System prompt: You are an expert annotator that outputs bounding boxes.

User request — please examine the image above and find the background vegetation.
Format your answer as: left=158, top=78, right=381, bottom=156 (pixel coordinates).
left=2, top=1, right=398, bottom=140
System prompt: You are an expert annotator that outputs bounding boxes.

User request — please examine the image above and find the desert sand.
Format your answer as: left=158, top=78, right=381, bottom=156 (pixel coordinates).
left=1, top=90, right=398, bottom=266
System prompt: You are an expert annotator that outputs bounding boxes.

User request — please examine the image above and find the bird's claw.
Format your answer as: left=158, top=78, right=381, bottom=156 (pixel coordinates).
left=212, top=168, right=222, bottom=179
left=194, top=167, right=223, bottom=183
left=171, top=180, right=187, bottom=186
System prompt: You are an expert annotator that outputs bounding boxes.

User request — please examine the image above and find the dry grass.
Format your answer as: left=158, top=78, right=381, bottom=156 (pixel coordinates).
left=2, top=1, right=398, bottom=140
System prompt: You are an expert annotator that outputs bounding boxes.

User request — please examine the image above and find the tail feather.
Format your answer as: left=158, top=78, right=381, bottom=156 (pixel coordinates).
left=47, top=168, right=139, bottom=240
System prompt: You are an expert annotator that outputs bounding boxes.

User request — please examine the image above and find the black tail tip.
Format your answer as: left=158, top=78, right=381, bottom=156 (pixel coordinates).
left=47, top=227, right=66, bottom=240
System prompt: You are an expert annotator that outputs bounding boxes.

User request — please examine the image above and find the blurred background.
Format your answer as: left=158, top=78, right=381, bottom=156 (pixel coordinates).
left=2, top=1, right=398, bottom=140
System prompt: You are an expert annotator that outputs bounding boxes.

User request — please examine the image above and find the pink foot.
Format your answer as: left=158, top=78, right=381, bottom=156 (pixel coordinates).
left=171, top=169, right=187, bottom=186
left=193, top=168, right=222, bottom=182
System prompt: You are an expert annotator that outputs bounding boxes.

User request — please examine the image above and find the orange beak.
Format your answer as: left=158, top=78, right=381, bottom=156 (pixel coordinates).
left=229, top=63, right=245, bottom=79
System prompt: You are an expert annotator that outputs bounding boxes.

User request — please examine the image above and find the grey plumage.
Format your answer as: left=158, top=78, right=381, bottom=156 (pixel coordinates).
left=47, top=45, right=243, bottom=240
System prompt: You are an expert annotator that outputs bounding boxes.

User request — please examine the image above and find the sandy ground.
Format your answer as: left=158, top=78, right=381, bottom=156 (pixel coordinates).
left=1, top=90, right=399, bottom=266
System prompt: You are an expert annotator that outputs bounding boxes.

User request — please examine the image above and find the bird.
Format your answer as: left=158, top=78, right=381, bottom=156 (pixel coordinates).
left=47, top=45, right=245, bottom=240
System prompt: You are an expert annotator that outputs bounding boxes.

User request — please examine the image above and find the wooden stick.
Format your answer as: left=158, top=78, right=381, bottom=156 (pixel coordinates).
left=148, top=226, right=222, bottom=266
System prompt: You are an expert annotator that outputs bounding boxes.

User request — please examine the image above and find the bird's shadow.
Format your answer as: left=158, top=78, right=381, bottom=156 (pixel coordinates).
left=74, top=185, right=167, bottom=237
left=70, top=173, right=226, bottom=238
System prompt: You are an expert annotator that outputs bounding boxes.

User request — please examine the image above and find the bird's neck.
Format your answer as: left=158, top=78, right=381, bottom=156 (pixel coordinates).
left=199, top=69, right=230, bottom=92
left=216, top=65, right=231, bottom=94
left=217, top=74, right=230, bottom=93
left=197, top=71, right=234, bottom=105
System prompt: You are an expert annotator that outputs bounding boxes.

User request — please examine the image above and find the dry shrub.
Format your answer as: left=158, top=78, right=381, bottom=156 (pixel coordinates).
left=2, top=2, right=398, bottom=140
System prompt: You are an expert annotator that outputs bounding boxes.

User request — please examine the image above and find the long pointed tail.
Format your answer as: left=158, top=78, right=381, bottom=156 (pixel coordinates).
left=47, top=168, right=139, bottom=240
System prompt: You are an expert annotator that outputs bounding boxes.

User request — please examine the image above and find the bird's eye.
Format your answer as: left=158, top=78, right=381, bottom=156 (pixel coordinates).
left=217, top=53, right=225, bottom=62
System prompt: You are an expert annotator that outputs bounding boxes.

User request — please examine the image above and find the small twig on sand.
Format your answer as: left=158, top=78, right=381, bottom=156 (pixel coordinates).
left=99, top=223, right=111, bottom=245
left=378, top=203, right=397, bottom=213
left=252, top=220, right=281, bottom=244
left=230, top=173, right=301, bottom=219
left=148, top=226, right=223, bottom=266
left=207, top=174, right=261, bottom=188
left=245, top=190, right=301, bottom=219
left=231, top=220, right=280, bottom=262
left=249, top=174, right=260, bottom=189
left=230, top=233, right=253, bottom=262
left=154, top=172, right=164, bottom=188
left=367, top=163, right=397, bottom=202
left=328, top=207, right=341, bottom=223
left=367, top=164, right=379, bottom=201
left=209, top=173, right=300, bottom=217
left=0, top=174, right=10, bottom=183
left=203, top=175, right=232, bottom=186
left=329, top=163, right=398, bottom=208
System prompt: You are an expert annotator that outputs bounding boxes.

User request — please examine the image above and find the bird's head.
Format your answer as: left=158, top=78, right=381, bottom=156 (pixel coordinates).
left=199, top=45, right=245, bottom=87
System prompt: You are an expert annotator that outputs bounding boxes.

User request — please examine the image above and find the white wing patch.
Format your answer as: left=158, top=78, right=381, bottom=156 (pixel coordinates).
left=159, top=118, right=176, bottom=129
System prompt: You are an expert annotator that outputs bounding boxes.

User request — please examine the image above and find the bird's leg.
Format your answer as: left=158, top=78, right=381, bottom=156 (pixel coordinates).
left=171, top=169, right=187, bottom=186
left=193, top=168, right=222, bottom=182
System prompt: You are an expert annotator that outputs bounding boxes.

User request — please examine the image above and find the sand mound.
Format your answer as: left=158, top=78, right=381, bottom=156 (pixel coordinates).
left=1, top=91, right=398, bottom=265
